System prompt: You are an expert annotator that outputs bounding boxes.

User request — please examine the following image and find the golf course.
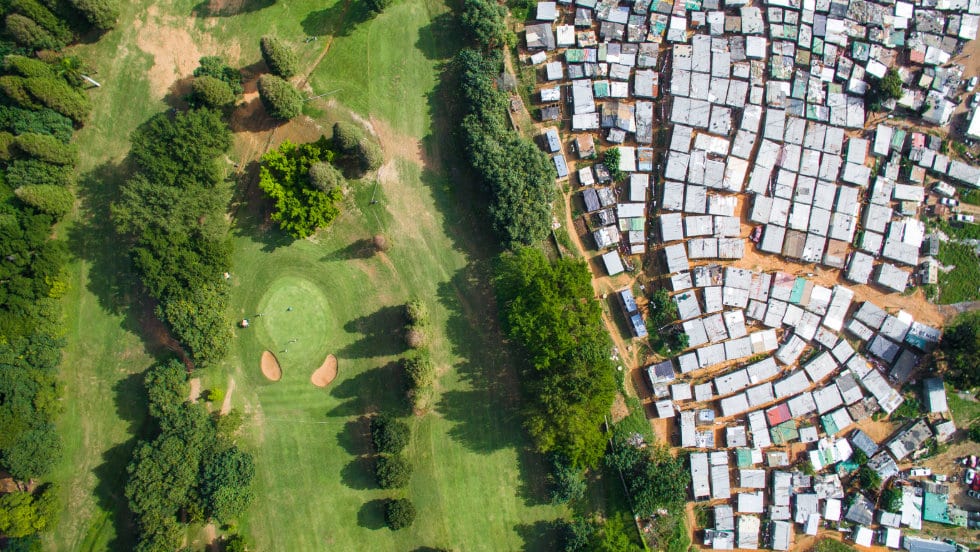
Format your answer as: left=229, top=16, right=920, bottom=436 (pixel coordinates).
left=46, top=0, right=565, bottom=549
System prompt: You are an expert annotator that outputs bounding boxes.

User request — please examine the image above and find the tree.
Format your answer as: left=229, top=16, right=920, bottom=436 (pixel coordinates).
left=405, top=299, right=429, bottom=325
left=190, top=75, right=236, bottom=108
left=224, top=534, right=248, bottom=552
left=867, top=68, right=904, bottom=112
left=881, top=487, right=903, bottom=513
left=384, top=498, right=417, bottom=530
left=22, top=76, right=91, bottom=124
left=4, top=14, right=61, bottom=51
left=2, top=426, right=61, bottom=481
left=6, top=159, right=75, bottom=187
left=941, top=311, right=980, bottom=389
left=375, top=454, right=413, bottom=489
left=0, top=484, right=58, bottom=538
left=356, top=139, right=383, bottom=172
left=603, top=148, right=623, bottom=182
left=258, top=137, right=344, bottom=238
left=14, top=185, right=73, bottom=217
left=9, top=0, right=73, bottom=45
left=852, top=449, right=869, bottom=466
left=257, top=74, right=302, bottom=120
left=0, top=106, right=74, bottom=142
left=13, top=132, right=78, bottom=165
left=3, top=55, right=56, bottom=78
left=460, top=0, right=512, bottom=50
left=332, top=122, right=361, bottom=152
left=370, top=413, right=410, bottom=455
left=549, top=455, right=586, bottom=504
left=199, top=447, right=255, bottom=522
left=193, top=56, right=243, bottom=96
left=144, top=359, right=187, bottom=428
left=259, top=36, right=298, bottom=78
left=308, top=161, right=344, bottom=192
left=158, top=281, right=232, bottom=367
left=405, top=326, right=425, bottom=349
left=968, top=422, right=980, bottom=443
left=858, top=466, right=881, bottom=491
left=365, top=0, right=393, bottom=14
left=69, top=0, right=121, bottom=31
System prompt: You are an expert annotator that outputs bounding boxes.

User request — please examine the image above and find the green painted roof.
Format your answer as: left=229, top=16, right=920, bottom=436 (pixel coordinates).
left=922, top=492, right=952, bottom=524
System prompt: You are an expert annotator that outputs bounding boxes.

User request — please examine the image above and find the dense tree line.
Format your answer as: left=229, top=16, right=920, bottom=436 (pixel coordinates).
left=456, top=48, right=555, bottom=248
left=494, top=247, right=617, bottom=468
left=1, top=0, right=119, bottom=52
left=940, top=310, right=980, bottom=389
left=111, top=106, right=234, bottom=367
left=125, top=359, right=254, bottom=551
left=0, top=48, right=100, bottom=545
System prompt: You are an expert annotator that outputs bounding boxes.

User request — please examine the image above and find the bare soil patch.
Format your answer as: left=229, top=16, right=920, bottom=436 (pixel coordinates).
left=189, top=377, right=201, bottom=403
left=311, top=354, right=338, bottom=388
left=221, top=377, right=236, bottom=415
left=260, top=350, right=282, bottom=381
left=610, top=392, right=630, bottom=423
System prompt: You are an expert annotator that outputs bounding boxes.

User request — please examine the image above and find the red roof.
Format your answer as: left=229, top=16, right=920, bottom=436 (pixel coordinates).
left=766, top=403, right=791, bottom=426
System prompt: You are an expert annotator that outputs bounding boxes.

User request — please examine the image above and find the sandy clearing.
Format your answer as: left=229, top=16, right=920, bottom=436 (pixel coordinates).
left=260, top=350, right=282, bottom=381
left=189, top=377, right=201, bottom=403
left=311, top=354, right=338, bottom=388
left=220, top=376, right=236, bottom=415
left=133, top=7, right=210, bottom=98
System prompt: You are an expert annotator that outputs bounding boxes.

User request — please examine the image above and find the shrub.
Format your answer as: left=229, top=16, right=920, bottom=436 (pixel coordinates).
left=332, top=121, right=361, bottom=152
left=0, top=75, right=42, bottom=109
left=356, top=140, right=383, bottom=172
left=9, top=0, right=73, bottom=44
left=6, top=159, right=76, bottom=187
left=14, top=184, right=73, bottom=217
left=405, top=326, right=425, bottom=349
left=370, top=413, right=410, bottom=455
left=3, top=55, right=55, bottom=78
left=256, top=74, right=302, bottom=120
left=404, top=351, right=435, bottom=389
left=383, top=498, right=416, bottom=530
left=366, top=0, right=393, bottom=14
left=4, top=14, right=60, bottom=51
left=259, top=36, right=298, bottom=78
left=373, top=234, right=388, bottom=252
left=375, top=454, right=413, bottom=489
left=69, top=0, right=121, bottom=31
left=405, top=299, right=429, bottom=325
left=258, top=137, right=343, bottom=238
left=23, top=77, right=91, bottom=124
left=882, top=487, right=903, bottom=513
left=307, top=161, right=344, bottom=192
left=13, top=132, right=78, bottom=165
left=548, top=454, right=586, bottom=504
left=193, top=56, right=243, bottom=96
left=0, top=131, right=14, bottom=161
left=190, top=76, right=235, bottom=108
left=205, top=387, right=225, bottom=403
left=968, top=422, right=980, bottom=443
left=858, top=466, right=881, bottom=491
left=0, top=106, right=73, bottom=143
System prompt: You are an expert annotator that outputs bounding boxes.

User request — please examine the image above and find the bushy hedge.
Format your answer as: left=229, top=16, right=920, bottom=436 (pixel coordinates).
left=370, top=413, right=410, bottom=455
left=9, top=0, right=73, bottom=44
left=259, top=35, right=298, bottom=78
left=257, top=73, right=302, bottom=120
left=4, top=14, right=60, bottom=51
left=69, top=0, right=121, bottom=31
left=332, top=121, right=361, bottom=152
left=384, top=498, right=417, bottom=530
left=3, top=54, right=55, bottom=78
left=13, top=132, right=78, bottom=165
left=14, top=184, right=73, bottom=217
left=330, top=121, right=384, bottom=173
left=23, top=76, right=91, bottom=124
left=193, top=56, right=243, bottom=96
left=308, top=160, right=343, bottom=192
left=190, top=75, right=235, bottom=108
left=0, top=106, right=74, bottom=142
left=6, top=158, right=76, bottom=186
left=0, top=75, right=41, bottom=109
left=375, top=454, right=413, bottom=489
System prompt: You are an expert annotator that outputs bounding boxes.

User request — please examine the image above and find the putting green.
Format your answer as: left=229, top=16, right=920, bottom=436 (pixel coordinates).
left=253, top=276, right=332, bottom=378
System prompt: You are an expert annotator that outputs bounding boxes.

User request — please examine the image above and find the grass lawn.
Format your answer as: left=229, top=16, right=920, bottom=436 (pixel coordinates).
left=947, top=383, right=980, bottom=428
left=937, top=241, right=980, bottom=304
left=48, top=0, right=566, bottom=550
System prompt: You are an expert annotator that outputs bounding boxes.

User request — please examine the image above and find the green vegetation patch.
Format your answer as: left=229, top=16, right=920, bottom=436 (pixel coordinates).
left=938, top=242, right=980, bottom=304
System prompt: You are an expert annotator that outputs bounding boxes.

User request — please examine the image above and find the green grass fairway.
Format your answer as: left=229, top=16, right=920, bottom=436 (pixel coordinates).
left=252, top=276, right=336, bottom=377
left=49, top=0, right=565, bottom=550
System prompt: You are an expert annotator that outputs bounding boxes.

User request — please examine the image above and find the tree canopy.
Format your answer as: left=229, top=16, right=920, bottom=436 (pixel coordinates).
left=495, top=247, right=617, bottom=467
left=259, top=36, right=298, bottom=78
left=940, top=310, right=980, bottom=389
left=257, top=73, right=302, bottom=120
left=258, top=136, right=344, bottom=238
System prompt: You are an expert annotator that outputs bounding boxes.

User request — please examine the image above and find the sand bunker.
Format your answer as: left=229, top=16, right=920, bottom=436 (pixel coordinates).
left=260, top=350, right=282, bottom=382
left=311, top=354, right=338, bottom=388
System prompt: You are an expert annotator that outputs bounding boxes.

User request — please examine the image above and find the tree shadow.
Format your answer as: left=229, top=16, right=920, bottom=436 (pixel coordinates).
left=90, top=370, right=152, bottom=550
left=162, top=75, right=194, bottom=110
left=228, top=95, right=282, bottom=134
left=514, top=520, right=557, bottom=552
left=228, top=162, right=295, bottom=253
left=191, top=0, right=276, bottom=17
left=327, top=360, right=409, bottom=418
left=320, top=237, right=377, bottom=261
left=414, top=12, right=462, bottom=61
left=302, top=0, right=375, bottom=38
left=340, top=455, right=376, bottom=490
left=336, top=305, right=408, bottom=359
left=336, top=416, right=372, bottom=455
left=357, top=498, right=387, bottom=530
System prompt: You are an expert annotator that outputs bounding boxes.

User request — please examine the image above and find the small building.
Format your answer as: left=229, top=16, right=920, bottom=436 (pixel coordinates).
left=923, top=378, right=948, bottom=413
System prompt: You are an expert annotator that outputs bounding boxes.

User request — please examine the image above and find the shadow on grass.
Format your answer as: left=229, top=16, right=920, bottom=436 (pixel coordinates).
left=320, top=237, right=378, bottom=261
left=89, top=371, right=152, bottom=550
left=327, top=360, right=409, bottom=418
left=229, top=161, right=295, bottom=253
left=340, top=455, right=376, bottom=490
left=336, top=305, right=408, bottom=359
left=357, top=498, right=387, bottom=530
left=515, top=520, right=557, bottom=552
left=302, top=0, right=375, bottom=38
left=336, top=416, right=372, bottom=455
left=192, top=0, right=276, bottom=16
left=415, top=12, right=461, bottom=61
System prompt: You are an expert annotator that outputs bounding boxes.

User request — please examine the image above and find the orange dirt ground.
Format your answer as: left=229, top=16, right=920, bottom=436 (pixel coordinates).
left=311, top=354, right=338, bottom=388
left=260, top=350, right=282, bottom=382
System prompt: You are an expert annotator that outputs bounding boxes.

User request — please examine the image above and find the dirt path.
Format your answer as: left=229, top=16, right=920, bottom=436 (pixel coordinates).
left=220, top=376, right=236, bottom=415
left=189, top=377, right=201, bottom=403
left=296, top=0, right=354, bottom=91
